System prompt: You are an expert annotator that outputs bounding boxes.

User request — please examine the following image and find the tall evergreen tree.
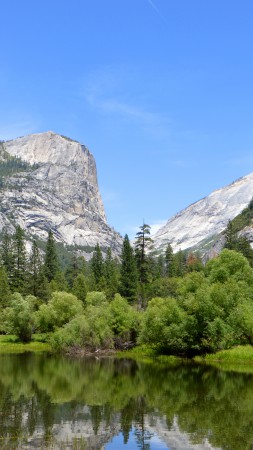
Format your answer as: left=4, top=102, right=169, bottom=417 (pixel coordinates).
left=49, top=270, right=69, bottom=292
left=12, top=225, right=27, bottom=292
left=90, top=243, right=104, bottom=288
left=27, top=240, right=50, bottom=300
left=134, top=224, right=153, bottom=285
left=224, top=220, right=237, bottom=250
left=172, top=249, right=186, bottom=277
left=103, top=248, right=119, bottom=299
left=119, top=235, right=138, bottom=303
left=0, top=229, right=14, bottom=286
left=0, top=266, right=11, bottom=309
left=72, top=273, right=88, bottom=304
left=157, top=254, right=166, bottom=278
left=64, top=250, right=86, bottom=289
left=44, top=230, right=59, bottom=282
left=165, top=243, right=175, bottom=277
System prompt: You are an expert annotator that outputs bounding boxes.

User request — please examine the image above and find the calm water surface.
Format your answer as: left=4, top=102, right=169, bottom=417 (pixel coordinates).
left=0, top=353, right=252, bottom=449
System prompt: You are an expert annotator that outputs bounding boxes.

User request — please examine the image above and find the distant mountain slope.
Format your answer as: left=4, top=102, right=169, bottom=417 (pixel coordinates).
left=0, top=131, right=122, bottom=253
left=153, top=173, right=253, bottom=253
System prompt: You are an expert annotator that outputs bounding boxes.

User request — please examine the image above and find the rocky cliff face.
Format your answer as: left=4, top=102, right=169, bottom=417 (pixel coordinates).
left=153, top=172, right=253, bottom=253
left=0, top=131, right=122, bottom=253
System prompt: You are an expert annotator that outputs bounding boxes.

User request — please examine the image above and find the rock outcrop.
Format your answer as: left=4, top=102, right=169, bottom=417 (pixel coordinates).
left=0, top=131, right=122, bottom=253
left=153, top=172, right=253, bottom=253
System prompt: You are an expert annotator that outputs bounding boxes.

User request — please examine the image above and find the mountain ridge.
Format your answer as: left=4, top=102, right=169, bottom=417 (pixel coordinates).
left=0, top=131, right=122, bottom=254
left=152, top=171, right=253, bottom=254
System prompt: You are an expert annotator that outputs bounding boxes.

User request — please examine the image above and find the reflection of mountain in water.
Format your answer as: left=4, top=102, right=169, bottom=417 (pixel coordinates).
left=0, top=353, right=252, bottom=449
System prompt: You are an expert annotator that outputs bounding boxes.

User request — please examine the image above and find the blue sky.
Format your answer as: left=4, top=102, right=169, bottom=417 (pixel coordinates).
left=1, top=1, right=253, bottom=238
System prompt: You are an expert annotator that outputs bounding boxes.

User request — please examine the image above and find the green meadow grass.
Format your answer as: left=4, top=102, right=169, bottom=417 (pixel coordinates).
left=196, top=345, right=253, bottom=363
left=117, top=344, right=185, bottom=365
left=194, top=345, right=253, bottom=373
left=0, top=334, right=51, bottom=353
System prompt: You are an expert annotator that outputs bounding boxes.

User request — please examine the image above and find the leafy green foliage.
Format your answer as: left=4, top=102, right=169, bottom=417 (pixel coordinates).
left=85, top=291, right=107, bottom=306
left=35, top=291, right=84, bottom=332
left=108, top=294, right=139, bottom=340
left=2, top=223, right=253, bottom=357
left=3, top=293, right=36, bottom=342
left=138, top=297, right=187, bottom=353
left=50, top=306, right=114, bottom=351
left=139, top=250, right=253, bottom=355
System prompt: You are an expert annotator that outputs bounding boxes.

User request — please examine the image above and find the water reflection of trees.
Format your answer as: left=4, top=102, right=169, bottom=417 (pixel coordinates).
left=0, top=354, right=253, bottom=449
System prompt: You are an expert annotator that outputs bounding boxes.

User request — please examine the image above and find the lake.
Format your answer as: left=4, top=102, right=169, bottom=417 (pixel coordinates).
left=0, top=353, right=252, bottom=449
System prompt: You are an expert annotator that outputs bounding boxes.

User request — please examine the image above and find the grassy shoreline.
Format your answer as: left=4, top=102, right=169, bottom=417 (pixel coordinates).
left=118, top=344, right=253, bottom=368
left=1, top=335, right=253, bottom=368
left=0, top=334, right=51, bottom=353
left=194, top=345, right=253, bottom=364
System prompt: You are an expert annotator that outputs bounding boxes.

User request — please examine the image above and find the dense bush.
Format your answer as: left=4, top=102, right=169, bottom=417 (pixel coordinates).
left=138, top=297, right=187, bottom=354
left=108, top=294, right=140, bottom=347
left=3, top=293, right=36, bottom=342
left=139, top=250, right=253, bottom=355
left=50, top=304, right=114, bottom=351
left=2, top=235, right=253, bottom=357
left=35, top=291, right=84, bottom=332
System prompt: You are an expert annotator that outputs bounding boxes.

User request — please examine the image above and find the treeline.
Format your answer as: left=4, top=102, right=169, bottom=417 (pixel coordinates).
left=0, top=224, right=203, bottom=306
left=1, top=222, right=253, bottom=356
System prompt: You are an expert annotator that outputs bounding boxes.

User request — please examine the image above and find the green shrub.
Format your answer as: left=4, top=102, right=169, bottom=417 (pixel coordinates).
left=35, top=291, right=84, bottom=332
left=3, top=293, right=36, bottom=342
left=51, top=305, right=114, bottom=352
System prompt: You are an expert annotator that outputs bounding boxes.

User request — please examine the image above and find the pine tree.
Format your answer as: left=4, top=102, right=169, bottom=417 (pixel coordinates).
left=134, top=224, right=153, bottom=285
left=119, top=235, right=138, bottom=303
left=72, top=273, right=88, bottom=304
left=64, top=251, right=86, bottom=289
left=27, top=240, right=50, bottom=301
left=35, top=268, right=50, bottom=302
left=103, top=248, right=119, bottom=299
left=156, top=254, right=166, bottom=278
left=44, top=230, right=59, bottom=282
left=0, top=229, right=14, bottom=286
left=12, top=225, right=27, bottom=293
left=165, top=243, right=175, bottom=277
left=49, top=270, right=68, bottom=292
left=224, top=220, right=237, bottom=249
left=0, top=266, right=11, bottom=309
left=90, top=243, right=104, bottom=288
left=172, top=249, right=186, bottom=277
